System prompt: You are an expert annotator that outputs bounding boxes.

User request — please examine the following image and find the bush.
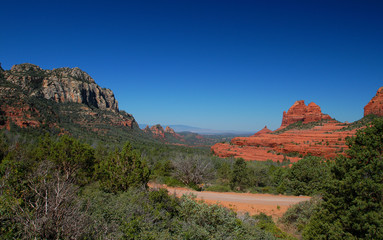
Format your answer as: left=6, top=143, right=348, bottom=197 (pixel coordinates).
left=171, top=153, right=214, bottom=186
left=285, top=156, right=330, bottom=196
left=253, top=213, right=296, bottom=240
left=95, top=141, right=150, bottom=193
left=204, top=184, right=231, bottom=192
left=279, top=196, right=322, bottom=236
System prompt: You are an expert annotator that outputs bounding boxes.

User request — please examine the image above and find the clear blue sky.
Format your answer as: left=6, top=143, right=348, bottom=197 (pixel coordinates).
left=1, top=0, right=382, bottom=131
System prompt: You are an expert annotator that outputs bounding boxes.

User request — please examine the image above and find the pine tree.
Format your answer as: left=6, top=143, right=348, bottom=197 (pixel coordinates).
left=304, top=118, right=383, bottom=239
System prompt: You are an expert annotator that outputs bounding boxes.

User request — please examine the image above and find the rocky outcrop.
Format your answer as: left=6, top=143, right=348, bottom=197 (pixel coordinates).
left=4, top=63, right=119, bottom=112
left=212, top=120, right=355, bottom=162
left=150, top=124, right=165, bottom=138
left=165, top=126, right=176, bottom=134
left=364, top=87, right=383, bottom=117
left=211, top=99, right=354, bottom=162
left=0, top=63, right=138, bottom=132
left=0, top=104, right=42, bottom=130
left=252, top=126, right=272, bottom=137
left=281, top=100, right=331, bottom=128
left=143, top=125, right=151, bottom=133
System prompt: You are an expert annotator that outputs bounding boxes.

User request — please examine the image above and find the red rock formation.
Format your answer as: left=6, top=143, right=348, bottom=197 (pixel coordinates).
left=143, top=125, right=151, bottom=133
left=252, top=126, right=272, bottom=136
left=119, top=120, right=134, bottom=128
left=165, top=126, right=176, bottom=134
left=211, top=120, right=355, bottom=162
left=0, top=104, right=41, bottom=130
left=364, top=87, right=383, bottom=116
left=281, top=100, right=331, bottom=128
left=150, top=124, right=165, bottom=138
left=165, top=126, right=185, bottom=141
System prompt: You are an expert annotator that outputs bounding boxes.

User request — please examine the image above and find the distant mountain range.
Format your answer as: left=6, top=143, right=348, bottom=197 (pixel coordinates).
left=139, top=124, right=253, bottom=136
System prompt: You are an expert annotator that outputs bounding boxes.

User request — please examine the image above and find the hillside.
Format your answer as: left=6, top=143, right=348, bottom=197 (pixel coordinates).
left=0, top=63, right=152, bottom=144
left=0, top=63, right=226, bottom=147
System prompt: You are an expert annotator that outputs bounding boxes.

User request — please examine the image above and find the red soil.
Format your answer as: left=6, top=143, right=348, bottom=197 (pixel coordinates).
left=149, top=183, right=310, bottom=219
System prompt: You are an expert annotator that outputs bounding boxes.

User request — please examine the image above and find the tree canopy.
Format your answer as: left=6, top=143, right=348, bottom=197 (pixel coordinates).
left=304, top=118, right=383, bottom=239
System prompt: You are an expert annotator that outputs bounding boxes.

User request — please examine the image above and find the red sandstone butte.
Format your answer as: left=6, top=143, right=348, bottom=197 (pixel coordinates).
left=364, top=87, right=383, bottom=117
left=281, top=100, right=331, bottom=128
left=211, top=100, right=358, bottom=162
left=211, top=120, right=355, bottom=162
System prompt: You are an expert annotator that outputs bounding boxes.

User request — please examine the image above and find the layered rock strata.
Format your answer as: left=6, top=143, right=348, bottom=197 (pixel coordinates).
left=281, top=100, right=331, bottom=128
left=211, top=101, right=356, bottom=162
left=364, top=87, right=383, bottom=117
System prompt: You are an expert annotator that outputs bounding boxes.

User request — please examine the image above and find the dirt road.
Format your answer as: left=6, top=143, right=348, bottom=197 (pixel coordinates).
left=150, top=184, right=310, bottom=218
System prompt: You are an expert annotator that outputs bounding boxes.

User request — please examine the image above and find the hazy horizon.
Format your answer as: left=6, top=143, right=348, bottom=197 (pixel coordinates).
left=1, top=1, right=382, bottom=131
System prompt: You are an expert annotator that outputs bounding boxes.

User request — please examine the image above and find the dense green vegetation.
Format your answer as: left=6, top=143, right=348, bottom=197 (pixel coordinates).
left=0, top=130, right=290, bottom=239
left=303, top=118, right=383, bottom=239
left=273, top=117, right=383, bottom=239
left=2, top=102, right=383, bottom=239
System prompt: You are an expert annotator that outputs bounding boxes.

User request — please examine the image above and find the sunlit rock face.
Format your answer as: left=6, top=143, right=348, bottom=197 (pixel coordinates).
left=6, top=63, right=119, bottom=112
left=281, top=100, right=332, bottom=128
left=364, top=87, right=383, bottom=117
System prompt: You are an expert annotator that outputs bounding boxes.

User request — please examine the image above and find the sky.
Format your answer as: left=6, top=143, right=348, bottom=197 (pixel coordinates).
left=1, top=0, right=383, bottom=131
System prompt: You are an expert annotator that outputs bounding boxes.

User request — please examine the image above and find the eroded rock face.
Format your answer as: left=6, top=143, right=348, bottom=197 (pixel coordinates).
left=211, top=99, right=354, bottom=162
left=5, top=63, right=119, bottom=112
left=281, top=100, right=331, bottom=127
left=364, top=87, right=383, bottom=117
left=165, top=126, right=176, bottom=134
left=211, top=121, right=355, bottom=162
left=1, top=63, right=137, bottom=131
left=150, top=124, right=165, bottom=138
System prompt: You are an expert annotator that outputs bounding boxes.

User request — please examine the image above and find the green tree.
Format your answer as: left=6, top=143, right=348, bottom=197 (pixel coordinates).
left=304, top=118, right=383, bottom=239
left=285, top=156, right=330, bottom=196
left=247, top=162, right=271, bottom=188
left=96, top=142, right=150, bottom=193
left=35, top=134, right=95, bottom=184
left=230, top=158, right=249, bottom=191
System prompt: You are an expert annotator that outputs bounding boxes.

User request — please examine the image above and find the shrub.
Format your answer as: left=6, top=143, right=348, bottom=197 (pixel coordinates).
left=280, top=196, right=322, bottom=235
left=95, top=141, right=150, bottom=193
left=285, top=156, right=330, bottom=196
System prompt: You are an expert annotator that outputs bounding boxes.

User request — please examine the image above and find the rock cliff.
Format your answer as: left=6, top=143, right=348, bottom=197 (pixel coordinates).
left=281, top=100, right=332, bottom=128
left=0, top=63, right=138, bottom=132
left=4, top=63, right=118, bottom=112
left=364, top=87, right=383, bottom=117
